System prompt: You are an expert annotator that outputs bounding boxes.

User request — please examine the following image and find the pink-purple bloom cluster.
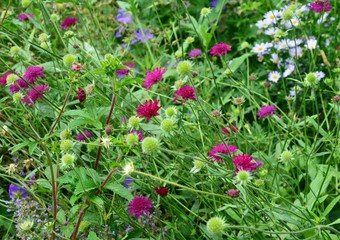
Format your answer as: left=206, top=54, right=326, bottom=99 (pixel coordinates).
left=257, top=105, right=276, bottom=119
left=60, top=17, right=78, bottom=29
left=208, top=144, right=238, bottom=162
left=9, top=184, right=28, bottom=199
left=0, top=72, right=13, bottom=85
left=173, top=85, right=197, bottom=104
left=128, top=196, right=154, bottom=218
left=232, top=154, right=262, bottom=173
left=187, top=49, right=202, bottom=58
left=210, top=43, right=232, bottom=56
left=136, top=100, right=161, bottom=122
left=142, top=67, right=167, bottom=90
left=23, top=66, right=45, bottom=84
left=22, top=85, right=50, bottom=106
left=309, top=0, right=332, bottom=13
left=116, top=63, right=135, bottom=78
left=76, top=131, right=92, bottom=142
left=17, top=13, right=34, bottom=21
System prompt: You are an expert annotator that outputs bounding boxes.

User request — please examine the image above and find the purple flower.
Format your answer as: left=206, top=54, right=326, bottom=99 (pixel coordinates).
left=187, top=49, right=202, bottom=58
left=17, top=13, right=34, bottom=21
left=210, top=0, right=226, bottom=10
left=115, top=25, right=125, bottom=38
left=257, top=105, right=276, bottom=119
left=133, top=29, right=154, bottom=43
left=309, top=0, right=332, bottom=13
left=208, top=144, right=238, bottom=162
left=116, top=63, right=135, bottom=78
left=128, top=196, right=154, bottom=218
left=173, top=85, right=197, bottom=104
left=117, top=8, right=132, bottom=24
left=24, top=66, right=45, bottom=84
left=232, top=154, right=258, bottom=172
left=60, top=17, right=78, bottom=29
left=76, top=131, right=92, bottom=142
left=9, top=184, right=28, bottom=199
left=142, top=67, right=167, bottom=90
left=22, top=85, right=50, bottom=106
left=123, top=177, right=134, bottom=189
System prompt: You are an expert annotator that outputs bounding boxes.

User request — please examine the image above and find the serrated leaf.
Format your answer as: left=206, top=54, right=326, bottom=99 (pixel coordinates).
left=74, top=179, right=98, bottom=195
left=89, top=196, right=104, bottom=206
left=104, top=183, right=133, bottom=200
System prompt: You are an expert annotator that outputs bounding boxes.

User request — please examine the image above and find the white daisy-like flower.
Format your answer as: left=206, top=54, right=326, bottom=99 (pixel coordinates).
left=287, top=39, right=303, bottom=48
left=252, top=43, right=271, bottom=56
left=276, top=40, right=289, bottom=51
left=270, top=53, right=280, bottom=65
left=264, top=10, right=282, bottom=24
left=264, top=27, right=279, bottom=36
left=289, top=46, right=303, bottom=58
left=284, top=17, right=300, bottom=29
left=306, top=38, right=317, bottom=50
left=256, top=19, right=269, bottom=29
left=315, top=71, right=325, bottom=81
left=268, top=71, right=281, bottom=83
left=283, top=64, right=295, bottom=77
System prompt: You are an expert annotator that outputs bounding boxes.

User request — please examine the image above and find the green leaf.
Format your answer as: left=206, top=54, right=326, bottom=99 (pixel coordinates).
left=322, top=195, right=340, bottom=219
left=87, top=231, right=100, bottom=240
left=228, top=53, right=252, bottom=72
left=57, top=210, right=66, bottom=224
left=104, top=183, right=133, bottom=201
left=74, top=179, right=98, bottom=195
left=89, top=196, right=104, bottom=206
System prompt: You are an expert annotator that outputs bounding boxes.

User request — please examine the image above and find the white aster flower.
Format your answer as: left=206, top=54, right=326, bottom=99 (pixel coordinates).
left=268, top=71, right=281, bottom=83
left=306, top=38, right=317, bottom=50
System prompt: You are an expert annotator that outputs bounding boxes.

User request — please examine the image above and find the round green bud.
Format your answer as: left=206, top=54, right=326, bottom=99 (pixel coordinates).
left=206, top=217, right=226, bottom=235
left=175, top=50, right=183, bottom=58
left=21, top=0, right=31, bottom=8
left=61, top=153, right=75, bottom=167
left=142, top=137, right=159, bottom=155
left=224, top=69, right=233, bottom=75
left=240, top=41, right=249, bottom=49
left=126, top=133, right=139, bottom=146
left=161, top=118, right=174, bottom=134
left=185, top=37, right=194, bottom=44
left=174, top=80, right=184, bottom=90
left=60, top=129, right=71, bottom=139
left=13, top=92, right=22, bottom=103
left=63, top=54, right=76, bottom=67
left=39, top=33, right=49, bottom=42
left=176, top=60, right=193, bottom=77
left=165, top=107, right=177, bottom=117
left=104, top=53, right=114, bottom=61
left=305, top=72, right=318, bottom=86
left=324, top=78, right=333, bottom=86
left=282, top=9, right=294, bottom=21
left=60, top=139, right=74, bottom=152
left=281, top=150, right=292, bottom=162
left=10, top=46, right=20, bottom=56
left=6, top=74, right=19, bottom=85
left=287, top=4, right=298, bottom=11
left=50, top=13, right=59, bottom=22
left=232, top=108, right=240, bottom=116
left=40, top=42, right=49, bottom=50
left=260, top=169, right=268, bottom=176
left=19, top=219, right=34, bottom=231
left=64, top=30, right=74, bottom=37
left=201, top=7, right=212, bottom=17
left=236, top=170, right=251, bottom=184
left=254, top=179, right=264, bottom=187
left=128, top=116, right=141, bottom=129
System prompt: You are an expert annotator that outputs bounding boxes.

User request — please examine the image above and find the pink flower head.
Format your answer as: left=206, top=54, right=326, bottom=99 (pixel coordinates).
left=210, top=43, right=232, bottom=56
left=17, top=13, right=34, bottom=21
left=187, top=49, right=202, bottom=58
left=154, top=186, right=169, bottom=197
left=22, top=84, right=50, bottom=106
left=142, top=67, right=167, bottom=90
left=208, top=144, right=238, bottom=162
left=257, top=105, right=276, bottom=119
left=116, top=63, right=135, bottom=78
left=222, top=126, right=238, bottom=134
left=136, top=100, right=161, bottom=122
left=127, top=130, right=144, bottom=141
left=309, top=0, right=332, bottom=13
left=75, top=87, right=86, bottom=102
left=72, top=63, right=86, bottom=71
left=60, top=17, right=78, bottom=29
left=174, top=85, right=197, bottom=104
left=76, top=131, right=92, bottom=142
left=128, top=196, right=154, bottom=218
left=10, top=79, right=29, bottom=93
left=225, top=189, right=240, bottom=198
left=232, top=154, right=258, bottom=172
left=24, top=66, right=45, bottom=84
left=0, top=72, right=13, bottom=85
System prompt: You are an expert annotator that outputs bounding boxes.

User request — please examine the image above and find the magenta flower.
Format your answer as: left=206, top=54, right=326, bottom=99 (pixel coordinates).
left=210, top=43, right=232, bottom=56
left=222, top=126, right=238, bottom=134
left=0, top=72, right=13, bottom=85
left=60, top=17, right=78, bottom=29
left=17, top=13, right=34, bottom=21
left=187, top=49, right=202, bottom=58
left=9, top=184, right=28, bottom=199
left=24, top=66, right=45, bottom=84
left=76, top=131, right=92, bottom=142
left=10, top=84, right=20, bottom=93
left=154, top=186, right=169, bottom=197
left=75, top=87, right=86, bottom=102
left=309, top=0, right=332, bottom=13
left=22, top=85, right=50, bottom=106
left=257, top=105, right=276, bottom=119
left=232, top=154, right=258, bottom=172
left=174, top=85, right=197, bottom=104
left=208, top=144, right=238, bottom=162
left=225, top=189, right=240, bottom=198
left=72, top=63, right=86, bottom=71
left=128, top=196, right=154, bottom=218
left=136, top=100, right=161, bottom=122
left=142, top=67, right=167, bottom=90
left=10, top=79, right=29, bottom=93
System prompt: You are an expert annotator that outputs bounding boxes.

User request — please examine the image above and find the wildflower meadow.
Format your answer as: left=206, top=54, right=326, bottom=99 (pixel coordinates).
left=0, top=0, right=339, bottom=239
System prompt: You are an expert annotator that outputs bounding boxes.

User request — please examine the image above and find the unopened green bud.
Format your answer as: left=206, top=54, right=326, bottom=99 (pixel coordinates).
left=255, top=179, right=264, bottom=187
left=165, top=107, right=177, bottom=117
left=19, top=219, right=34, bottom=231
left=161, top=118, right=174, bottom=134
left=50, top=13, right=59, bottom=22
left=176, top=60, right=193, bottom=77
left=60, top=139, right=74, bottom=152
left=61, top=153, right=75, bottom=168
left=60, top=129, right=71, bottom=139
left=240, top=42, right=249, bottom=49
left=6, top=74, right=19, bottom=85
left=175, top=50, right=183, bottom=58
left=281, top=150, right=292, bottom=162
left=128, top=116, right=141, bottom=129
left=64, top=30, right=74, bottom=37
left=13, top=92, right=22, bottom=102
left=39, top=33, right=49, bottom=42
left=236, top=170, right=251, bottom=184
left=21, top=0, right=31, bottom=8
left=305, top=72, right=318, bottom=86
left=282, top=9, right=294, bottom=21
left=10, top=46, right=20, bottom=56
left=201, top=7, right=212, bottom=17
left=206, top=217, right=226, bottom=235
left=185, top=37, right=194, bottom=44
left=40, top=42, right=49, bottom=49
left=260, top=169, right=268, bottom=176
left=126, top=133, right=139, bottom=146
left=142, top=137, right=159, bottom=155
left=63, top=54, right=76, bottom=67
